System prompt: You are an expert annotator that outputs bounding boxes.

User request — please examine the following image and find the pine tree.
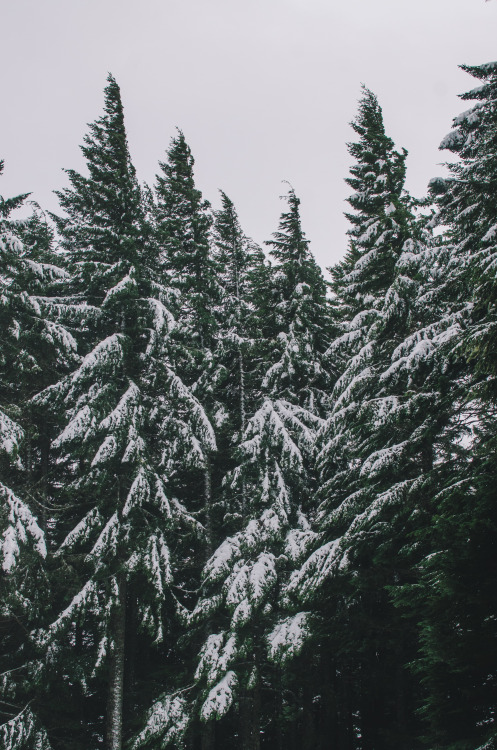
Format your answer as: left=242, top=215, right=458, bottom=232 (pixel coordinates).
left=184, top=188, right=329, bottom=749
left=0, top=165, right=77, bottom=750
left=278, top=91, right=438, bottom=748
left=35, top=76, right=215, bottom=750
left=154, top=130, right=217, bottom=351
left=211, top=191, right=262, bottom=434
left=402, top=60, right=497, bottom=750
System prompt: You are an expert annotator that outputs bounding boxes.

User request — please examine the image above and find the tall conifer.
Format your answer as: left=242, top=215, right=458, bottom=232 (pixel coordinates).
left=36, top=77, right=214, bottom=750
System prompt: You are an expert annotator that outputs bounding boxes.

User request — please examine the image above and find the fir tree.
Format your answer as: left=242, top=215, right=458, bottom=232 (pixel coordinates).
left=35, top=76, right=214, bottom=750
left=184, top=188, right=329, bottom=749
left=154, top=130, right=217, bottom=350
left=403, top=60, right=497, bottom=750
left=0, top=165, right=76, bottom=750
left=279, top=92, right=437, bottom=748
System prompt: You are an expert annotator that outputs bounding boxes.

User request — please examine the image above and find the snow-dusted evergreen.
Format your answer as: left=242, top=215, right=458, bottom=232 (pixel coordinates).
left=405, top=61, right=497, bottom=750
left=2, top=61, right=497, bottom=750
left=0, top=166, right=77, bottom=750
left=187, top=188, right=330, bottom=748
left=35, top=77, right=214, bottom=750
left=277, top=91, right=463, bottom=747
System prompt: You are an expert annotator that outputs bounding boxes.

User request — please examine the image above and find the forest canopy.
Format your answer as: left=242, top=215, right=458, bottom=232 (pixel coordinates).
left=1, top=61, right=497, bottom=750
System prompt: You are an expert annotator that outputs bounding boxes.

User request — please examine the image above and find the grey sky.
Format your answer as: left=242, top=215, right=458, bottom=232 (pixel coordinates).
left=1, top=0, right=496, bottom=273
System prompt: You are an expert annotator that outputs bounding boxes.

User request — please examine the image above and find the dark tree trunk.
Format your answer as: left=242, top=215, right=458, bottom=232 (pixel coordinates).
left=239, top=680, right=261, bottom=750
left=106, top=574, right=126, bottom=750
left=200, top=720, right=216, bottom=750
left=302, top=677, right=317, bottom=750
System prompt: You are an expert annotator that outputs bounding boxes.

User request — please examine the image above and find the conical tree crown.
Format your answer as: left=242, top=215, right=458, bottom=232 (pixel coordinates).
left=154, top=130, right=217, bottom=348
left=340, top=87, right=413, bottom=310
left=267, top=186, right=325, bottom=302
left=155, top=130, right=212, bottom=277
left=264, top=187, right=329, bottom=409
left=56, top=74, right=145, bottom=302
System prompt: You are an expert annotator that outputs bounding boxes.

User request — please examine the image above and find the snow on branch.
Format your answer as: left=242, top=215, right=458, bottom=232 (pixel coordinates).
left=267, top=612, right=311, bottom=663
left=1, top=483, right=46, bottom=572
left=131, top=692, right=189, bottom=749
left=200, top=671, right=238, bottom=721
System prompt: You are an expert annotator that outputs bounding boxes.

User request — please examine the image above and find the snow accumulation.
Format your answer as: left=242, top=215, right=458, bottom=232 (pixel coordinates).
left=286, top=538, right=342, bottom=599
left=71, top=334, right=124, bottom=386
left=482, top=223, right=497, bottom=243
left=285, top=526, right=318, bottom=563
left=52, top=404, right=95, bottom=449
left=204, top=536, right=242, bottom=583
left=56, top=507, right=102, bottom=554
left=123, top=468, right=150, bottom=516
left=195, top=632, right=237, bottom=686
left=100, top=381, right=140, bottom=432
left=1, top=484, right=46, bottom=572
left=267, top=612, right=310, bottom=663
left=131, top=693, right=189, bottom=749
left=0, top=705, right=52, bottom=750
left=102, top=273, right=137, bottom=307
left=45, top=579, right=98, bottom=641
left=200, top=671, right=238, bottom=721
left=87, top=512, right=119, bottom=561
left=359, top=441, right=408, bottom=479
left=167, top=369, right=216, bottom=452
left=41, top=320, right=78, bottom=355
left=0, top=409, right=23, bottom=456
left=439, top=130, right=465, bottom=151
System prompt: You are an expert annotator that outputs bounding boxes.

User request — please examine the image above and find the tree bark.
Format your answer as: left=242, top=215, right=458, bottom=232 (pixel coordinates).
left=204, top=454, right=213, bottom=558
left=106, top=574, right=126, bottom=750
left=200, top=720, right=215, bottom=750
left=239, top=680, right=261, bottom=750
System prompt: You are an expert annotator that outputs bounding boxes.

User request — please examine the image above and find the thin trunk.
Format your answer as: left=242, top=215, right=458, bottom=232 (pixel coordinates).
left=238, top=346, right=247, bottom=520
left=40, top=420, right=50, bottom=533
left=239, top=347, right=246, bottom=432
left=106, top=574, right=126, bottom=750
left=200, top=721, right=215, bottom=750
left=124, top=594, right=137, bottom=715
left=302, top=677, right=317, bottom=750
left=239, top=674, right=261, bottom=750
left=204, top=454, right=213, bottom=558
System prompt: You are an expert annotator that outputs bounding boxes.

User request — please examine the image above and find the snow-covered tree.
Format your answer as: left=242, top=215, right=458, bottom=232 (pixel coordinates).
left=402, top=60, right=497, bottom=750
left=151, top=131, right=222, bottom=574
left=154, top=129, right=217, bottom=351
left=182, top=188, right=329, bottom=749
left=211, top=191, right=264, bottom=434
left=275, top=91, right=452, bottom=747
left=0, top=165, right=77, bottom=750
left=35, top=76, right=215, bottom=750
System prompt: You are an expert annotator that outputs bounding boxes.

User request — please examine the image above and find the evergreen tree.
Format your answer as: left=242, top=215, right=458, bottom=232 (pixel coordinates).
left=152, top=132, right=221, bottom=588
left=184, top=188, right=329, bottom=749
left=278, top=91, right=437, bottom=748
left=0, top=166, right=76, bottom=750
left=403, top=60, right=497, bottom=750
left=154, top=130, right=217, bottom=350
left=35, top=76, right=215, bottom=750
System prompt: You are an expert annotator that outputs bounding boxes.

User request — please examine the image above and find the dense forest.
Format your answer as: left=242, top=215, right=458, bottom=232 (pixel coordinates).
left=1, top=59, right=497, bottom=750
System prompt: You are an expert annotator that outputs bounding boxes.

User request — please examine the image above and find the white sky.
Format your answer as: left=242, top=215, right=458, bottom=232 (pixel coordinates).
left=1, top=0, right=496, bottom=273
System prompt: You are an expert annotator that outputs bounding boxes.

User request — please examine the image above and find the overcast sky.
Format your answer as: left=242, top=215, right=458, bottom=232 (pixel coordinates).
left=1, top=0, right=496, bottom=273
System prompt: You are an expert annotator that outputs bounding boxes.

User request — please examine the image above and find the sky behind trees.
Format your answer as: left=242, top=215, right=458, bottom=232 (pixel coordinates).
left=1, top=0, right=496, bottom=272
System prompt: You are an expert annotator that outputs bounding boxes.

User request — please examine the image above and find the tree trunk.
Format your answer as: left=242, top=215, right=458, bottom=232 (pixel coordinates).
left=204, top=454, right=213, bottom=559
left=239, top=680, right=261, bottom=750
left=39, top=418, right=50, bottom=533
left=302, top=677, right=317, bottom=750
left=106, top=574, right=126, bottom=750
left=200, top=720, right=215, bottom=750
